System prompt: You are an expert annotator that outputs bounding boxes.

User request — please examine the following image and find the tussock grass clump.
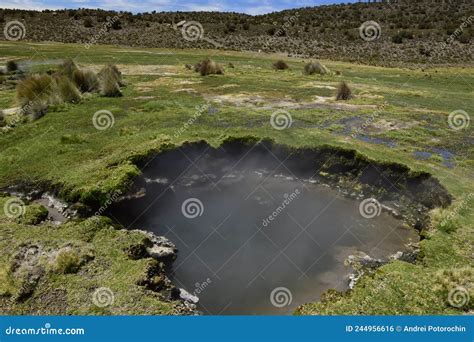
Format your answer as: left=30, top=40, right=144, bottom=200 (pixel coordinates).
left=336, top=81, right=353, bottom=100
left=55, top=76, right=81, bottom=103
left=16, top=74, right=54, bottom=109
left=228, top=62, right=235, bottom=68
left=57, top=59, right=79, bottom=79
left=0, top=110, right=5, bottom=127
left=98, top=64, right=122, bottom=97
left=272, top=60, right=289, bottom=70
left=52, top=249, right=82, bottom=274
left=304, top=61, right=329, bottom=75
left=185, top=64, right=193, bottom=70
left=197, top=59, right=224, bottom=76
left=99, top=64, right=123, bottom=86
left=193, top=62, right=201, bottom=72
left=73, top=69, right=99, bottom=92
left=6, top=60, right=19, bottom=73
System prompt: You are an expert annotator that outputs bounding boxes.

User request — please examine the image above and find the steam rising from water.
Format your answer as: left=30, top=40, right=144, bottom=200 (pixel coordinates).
left=108, top=143, right=418, bottom=314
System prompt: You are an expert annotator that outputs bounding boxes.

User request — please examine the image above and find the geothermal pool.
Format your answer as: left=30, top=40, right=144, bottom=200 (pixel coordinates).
left=108, top=142, right=417, bottom=315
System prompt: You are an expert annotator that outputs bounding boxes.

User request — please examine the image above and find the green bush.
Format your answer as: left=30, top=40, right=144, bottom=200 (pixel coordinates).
left=16, top=74, right=54, bottom=109
left=336, top=81, right=353, bottom=100
left=197, top=59, right=224, bottom=76
left=0, top=110, right=5, bottom=127
left=84, top=17, right=93, bottom=28
left=73, top=69, right=99, bottom=92
left=55, top=76, right=81, bottom=103
left=6, top=60, right=19, bottom=73
left=98, top=65, right=122, bottom=97
left=303, top=61, right=329, bottom=75
left=273, top=60, right=289, bottom=70
left=18, top=203, right=48, bottom=225
left=53, top=249, right=82, bottom=274
left=57, top=59, right=79, bottom=79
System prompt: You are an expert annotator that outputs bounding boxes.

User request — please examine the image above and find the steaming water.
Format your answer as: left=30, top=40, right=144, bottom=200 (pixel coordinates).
left=108, top=144, right=418, bottom=315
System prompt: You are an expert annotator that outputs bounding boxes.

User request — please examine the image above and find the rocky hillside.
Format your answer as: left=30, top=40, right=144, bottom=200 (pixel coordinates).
left=1, top=0, right=473, bottom=65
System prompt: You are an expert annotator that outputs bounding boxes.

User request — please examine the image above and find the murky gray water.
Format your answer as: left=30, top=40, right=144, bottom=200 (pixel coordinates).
left=109, top=143, right=417, bottom=315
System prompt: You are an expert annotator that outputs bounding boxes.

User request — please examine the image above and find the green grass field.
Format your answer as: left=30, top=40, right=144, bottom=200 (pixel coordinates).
left=0, top=41, right=472, bottom=314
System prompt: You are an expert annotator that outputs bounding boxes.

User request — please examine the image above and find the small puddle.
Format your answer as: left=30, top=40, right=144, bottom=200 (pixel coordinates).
left=108, top=142, right=418, bottom=315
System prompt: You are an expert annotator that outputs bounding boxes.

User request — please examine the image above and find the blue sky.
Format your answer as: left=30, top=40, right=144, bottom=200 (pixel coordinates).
left=2, top=0, right=358, bottom=15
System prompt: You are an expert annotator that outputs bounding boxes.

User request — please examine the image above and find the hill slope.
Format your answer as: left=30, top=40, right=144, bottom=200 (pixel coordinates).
left=1, top=0, right=473, bottom=65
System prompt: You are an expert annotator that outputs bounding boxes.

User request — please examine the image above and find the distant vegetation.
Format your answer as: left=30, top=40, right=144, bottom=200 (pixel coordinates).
left=0, top=0, right=472, bottom=65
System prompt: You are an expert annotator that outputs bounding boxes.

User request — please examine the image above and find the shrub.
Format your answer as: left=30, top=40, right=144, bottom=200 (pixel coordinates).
left=84, top=17, right=93, bottom=28
left=73, top=69, right=99, bottom=92
left=55, top=76, right=82, bottom=103
left=111, top=19, right=122, bottom=30
left=16, top=74, right=54, bottom=109
left=53, top=249, right=82, bottom=274
left=98, top=65, right=122, bottom=97
left=18, top=203, right=48, bottom=225
left=98, top=64, right=123, bottom=86
left=336, top=81, right=353, bottom=100
left=272, top=60, right=289, bottom=70
left=391, top=32, right=412, bottom=44
left=197, top=59, right=224, bottom=76
left=193, top=62, right=201, bottom=72
left=57, top=59, right=79, bottom=79
left=392, top=34, right=403, bottom=44
left=303, top=61, right=329, bottom=75
left=6, top=60, right=18, bottom=73
left=0, top=110, right=5, bottom=127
